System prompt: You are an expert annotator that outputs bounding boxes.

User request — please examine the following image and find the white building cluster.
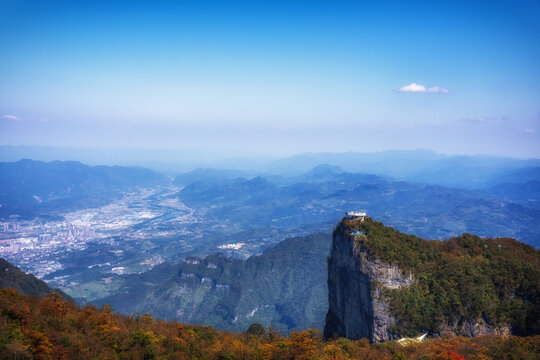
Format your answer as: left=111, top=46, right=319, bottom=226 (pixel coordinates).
left=346, top=211, right=366, bottom=221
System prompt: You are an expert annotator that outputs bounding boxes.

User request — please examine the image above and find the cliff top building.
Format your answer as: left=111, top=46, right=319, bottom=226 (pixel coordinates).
left=345, top=211, right=366, bottom=221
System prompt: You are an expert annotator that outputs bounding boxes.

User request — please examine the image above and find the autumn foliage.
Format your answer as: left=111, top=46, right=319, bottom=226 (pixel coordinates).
left=0, top=289, right=538, bottom=359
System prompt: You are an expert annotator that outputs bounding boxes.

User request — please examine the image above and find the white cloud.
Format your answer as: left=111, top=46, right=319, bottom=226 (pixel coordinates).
left=398, top=83, right=449, bottom=94
left=524, top=128, right=535, bottom=134
left=2, top=114, right=19, bottom=121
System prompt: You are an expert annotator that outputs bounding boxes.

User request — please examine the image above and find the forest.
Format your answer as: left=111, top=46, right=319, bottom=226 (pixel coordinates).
left=0, top=289, right=538, bottom=359
left=344, top=218, right=540, bottom=336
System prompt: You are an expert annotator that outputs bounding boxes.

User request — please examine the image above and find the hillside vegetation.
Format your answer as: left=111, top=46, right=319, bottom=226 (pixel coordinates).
left=0, top=258, right=71, bottom=300
left=1, top=289, right=539, bottom=359
left=344, top=218, right=540, bottom=337
left=94, top=233, right=332, bottom=334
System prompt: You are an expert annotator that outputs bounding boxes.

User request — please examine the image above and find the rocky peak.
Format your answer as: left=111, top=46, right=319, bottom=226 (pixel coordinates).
left=323, top=219, right=412, bottom=342
left=323, top=217, right=531, bottom=342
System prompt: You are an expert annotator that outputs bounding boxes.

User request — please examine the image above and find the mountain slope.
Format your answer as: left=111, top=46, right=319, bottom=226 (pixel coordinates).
left=0, top=258, right=71, bottom=299
left=94, top=233, right=332, bottom=334
left=1, top=288, right=537, bottom=360
left=482, top=180, right=540, bottom=209
left=0, top=159, right=167, bottom=218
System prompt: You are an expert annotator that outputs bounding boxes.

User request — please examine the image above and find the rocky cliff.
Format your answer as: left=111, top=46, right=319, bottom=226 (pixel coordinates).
left=324, top=220, right=413, bottom=342
left=324, top=218, right=538, bottom=342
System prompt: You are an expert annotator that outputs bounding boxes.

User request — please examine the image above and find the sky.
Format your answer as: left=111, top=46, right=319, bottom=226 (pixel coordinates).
left=1, top=0, right=539, bottom=159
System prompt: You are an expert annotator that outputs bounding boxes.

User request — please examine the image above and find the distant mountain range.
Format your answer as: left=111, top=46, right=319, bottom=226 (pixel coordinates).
left=166, top=150, right=540, bottom=188
left=175, top=164, right=540, bottom=247
left=262, top=150, right=540, bottom=186
left=1, top=156, right=539, bottom=338
left=2, top=146, right=540, bottom=187
left=2, top=158, right=538, bottom=246
left=0, top=157, right=538, bottom=249
left=0, top=159, right=167, bottom=219
left=173, top=168, right=257, bottom=186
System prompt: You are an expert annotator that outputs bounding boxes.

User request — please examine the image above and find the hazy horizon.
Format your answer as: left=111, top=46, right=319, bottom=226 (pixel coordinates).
left=1, top=0, right=539, bottom=158
left=2, top=145, right=540, bottom=176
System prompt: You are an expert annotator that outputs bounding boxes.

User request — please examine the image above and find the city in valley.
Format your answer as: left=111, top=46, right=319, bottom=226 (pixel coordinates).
left=0, top=186, right=271, bottom=301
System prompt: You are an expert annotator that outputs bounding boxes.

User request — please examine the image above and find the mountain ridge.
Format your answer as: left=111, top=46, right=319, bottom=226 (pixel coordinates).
left=0, top=257, right=71, bottom=300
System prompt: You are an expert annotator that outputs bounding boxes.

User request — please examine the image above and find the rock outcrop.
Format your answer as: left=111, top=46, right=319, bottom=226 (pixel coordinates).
left=324, top=220, right=413, bottom=342
left=324, top=218, right=518, bottom=342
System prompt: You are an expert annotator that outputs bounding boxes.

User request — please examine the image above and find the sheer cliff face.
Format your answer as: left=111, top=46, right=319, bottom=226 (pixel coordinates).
left=324, top=221, right=413, bottom=342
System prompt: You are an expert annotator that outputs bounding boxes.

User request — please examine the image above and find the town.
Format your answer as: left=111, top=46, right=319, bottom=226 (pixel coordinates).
left=0, top=187, right=200, bottom=278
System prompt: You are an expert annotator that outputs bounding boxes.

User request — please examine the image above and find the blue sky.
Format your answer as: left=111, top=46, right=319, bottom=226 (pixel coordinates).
left=1, top=0, right=539, bottom=158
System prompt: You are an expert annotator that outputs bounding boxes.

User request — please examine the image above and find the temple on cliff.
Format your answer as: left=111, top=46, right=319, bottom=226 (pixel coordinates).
left=345, top=211, right=366, bottom=221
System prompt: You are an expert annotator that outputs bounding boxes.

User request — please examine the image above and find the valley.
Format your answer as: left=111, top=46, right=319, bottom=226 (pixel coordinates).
left=1, top=158, right=539, bottom=334
left=0, top=185, right=307, bottom=302
left=2, top=2, right=538, bottom=357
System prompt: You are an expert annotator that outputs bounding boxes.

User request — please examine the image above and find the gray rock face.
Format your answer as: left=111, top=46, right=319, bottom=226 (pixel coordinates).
left=324, top=221, right=413, bottom=342
left=437, top=319, right=510, bottom=338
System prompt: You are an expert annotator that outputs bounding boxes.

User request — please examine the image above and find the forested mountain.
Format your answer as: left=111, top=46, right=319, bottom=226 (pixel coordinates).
left=94, top=233, right=332, bottom=335
left=0, top=258, right=70, bottom=300
left=0, top=159, right=167, bottom=218
left=93, top=215, right=540, bottom=339
left=325, top=217, right=540, bottom=341
left=2, top=218, right=537, bottom=358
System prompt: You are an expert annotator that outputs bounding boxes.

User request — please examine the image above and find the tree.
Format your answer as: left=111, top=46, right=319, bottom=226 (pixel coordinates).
left=246, top=323, right=265, bottom=337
